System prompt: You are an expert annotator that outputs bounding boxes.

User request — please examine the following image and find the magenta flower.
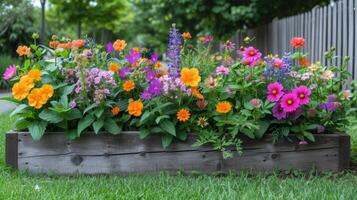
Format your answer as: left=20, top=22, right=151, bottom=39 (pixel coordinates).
left=298, top=141, right=308, bottom=145
left=272, top=103, right=287, bottom=119
left=215, top=65, right=230, bottom=75
left=242, top=47, right=261, bottom=67
left=106, top=42, right=113, bottom=54
left=292, top=85, right=311, bottom=105
left=140, top=90, right=152, bottom=100
left=280, top=93, right=300, bottom=112
left=267, top=82, right=284, bottom=102
left=126, top=49, right=141, bottom=64
left=3, top=64, right=16, bottom=80
left=272, top=58, right=285, bottom=69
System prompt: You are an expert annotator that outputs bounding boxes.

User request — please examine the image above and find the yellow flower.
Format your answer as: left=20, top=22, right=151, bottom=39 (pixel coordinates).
left=109, top=63, right=120, bottom=73
left=40, top=84, right=54, bottom=99
left=27, top=88, right=48, bottom=109
left=123, top=80, right=135, bottom=92
left=113, top=39, right=127, bottom=52
left=128, top=100, right=144, bottom=117
left=216, top=101, right=232, bottom=113
left=177, top=109, right=190, bottom=122
left=180, top=67, right=201, bottom=87
left=12, top=82, right=30, bottom=101
left=19, top=75, right=35, bottom=90
left=28, top=69, right=42, bottom=81
left=191, top=87, right=204, bottom=100
left=155, top=62, right=163, bottom=69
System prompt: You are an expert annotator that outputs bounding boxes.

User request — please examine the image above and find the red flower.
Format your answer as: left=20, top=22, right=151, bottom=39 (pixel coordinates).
left=290, top=37, right=305, bottom=48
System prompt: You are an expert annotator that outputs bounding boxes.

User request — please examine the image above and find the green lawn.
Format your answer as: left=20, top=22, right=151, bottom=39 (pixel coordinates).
left=0, top=112, right=357, bottom=200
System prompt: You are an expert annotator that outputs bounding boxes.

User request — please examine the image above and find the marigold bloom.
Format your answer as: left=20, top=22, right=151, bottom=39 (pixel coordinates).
left=28, top=69, right=42, bottom=81
left=290, top=37, right=305, bottom=48
left=111, top=106, right=121, bottom=116
left=27, top=88, right=48, bottom=109
left=113, top=39, right=127, bottom=52
left=182, top=32, right=192, bottom=39
left=180, top=68, right=201, bottom=87
left=123, top=80, right=135, bottom=92
left=72, top=39, right=85, bottom=48
left=40, top=84, right=54, bottom=99
left=49, top=41, right=60, bottom=49
left=109, top=63, right=120, bottom=72
left=19, top=75, right=35, bottom=90
left=177, top=109, right=190, bottom=122
left=216, top=101, right=232, bottom=113
left=128, top=100, right=144, bottom=117
left=298, top=58, right=310, bottom=67
left=12, top=82, right=30, bottom=101
left=16, top=45, right=31, bottom=56
left=191, top=87, right=204, bottom=100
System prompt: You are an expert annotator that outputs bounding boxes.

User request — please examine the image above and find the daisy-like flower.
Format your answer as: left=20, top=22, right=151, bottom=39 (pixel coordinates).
left=272, top=58, right=285, bottom=69
left=272, top=103, right=287, bottom=120
left=319, top=70, right=334, bottom=80
left=197, top=116, right=208, bottom=128
left=3, top=64, right=16, bottom=80
left=280, top=93, right=300, bottom=112
left=267, top=82, right=284, bottom=102
left=177, top=109, right=190, bottom=122
left=242, top=47, right=261, bottom=67
left=290, top=37, right=305, bottom=48
left=215, top=65, right=230, bottom=75
left=292, top=85, right=311, bottom=105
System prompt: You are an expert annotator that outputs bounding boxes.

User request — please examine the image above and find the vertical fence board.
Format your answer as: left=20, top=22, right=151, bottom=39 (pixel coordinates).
left=348, top=0, right=354, bottom=84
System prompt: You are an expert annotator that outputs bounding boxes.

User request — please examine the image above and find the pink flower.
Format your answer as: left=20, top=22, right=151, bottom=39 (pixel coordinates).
left=3, top=64, right=16, bottom=80
left=267, top=82, right=284, bottom=102
left=280, top=93, right=300, bottom=112
left=242, top=47, right=261, bottom=67
left=250, top=98, right=262, bottom=109
left=215, top=65, right=230, bottom=75
left=298, top=140, right=308, bottom=145
left=292, top=85, right=311, bottom=105
left=272, top=103, right=287, bottom=120
left=272, top=58, right=285, bottom=69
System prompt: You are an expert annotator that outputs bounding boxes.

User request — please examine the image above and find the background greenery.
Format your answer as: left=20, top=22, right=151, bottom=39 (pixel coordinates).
left=0, top=111, right=356, bottom=200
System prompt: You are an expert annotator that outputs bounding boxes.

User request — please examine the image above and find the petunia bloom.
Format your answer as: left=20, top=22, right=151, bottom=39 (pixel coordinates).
left=267, top=82, right=284, bottom=102
left=280, top=93, right=300, bottom=112
left=292, top=85, right=311, bottom=105
left=3, top=65, right=16, bottom=80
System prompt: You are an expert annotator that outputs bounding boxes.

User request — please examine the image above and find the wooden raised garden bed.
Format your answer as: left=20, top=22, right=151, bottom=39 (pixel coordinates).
left=5, top=131, right=350, bottom=174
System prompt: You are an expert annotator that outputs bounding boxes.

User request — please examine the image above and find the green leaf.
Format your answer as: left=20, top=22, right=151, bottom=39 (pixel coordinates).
left=104, top=118, right=121, bottom=135
left=39, top=109, right=63, bottom=123
left=139, top=128, right=151, bottom=139
left=255, top=120, right=270, bottom=138
left=92, top=119, right=104, bottom=134
left=10, top=104, right=28, bottom=117
left=151, top=126, right=163, bottom=133
left=28, top=120, right=47, bottom=141
left=77, top=115, right=95, bottom=136
left=0, top=97, right=21, bottom=104
left=84, top=103, right=98, bottom=114
left=243, top=102, right=253, bottom=110
left=159, top=120, right=176, bottom=136
left=94, top=108, right=105, bottom=118
left=140, top=110, right=152, bottom=125
left=60, top=84, right=76, bottom=96
left=64, top=109, right=82, bottom=120
left=155, top=115, right=170, bottom=124
left=162, top=134, right=173, bottom=148
left=240, top=128, right=255, bottom=139
left=65, top=129, right=78, bottom=140
left=281, top=127, right=290, bottom=136
left=303, top=131, right=315, bottom=142
left=14, top=117, right=30, bottom=130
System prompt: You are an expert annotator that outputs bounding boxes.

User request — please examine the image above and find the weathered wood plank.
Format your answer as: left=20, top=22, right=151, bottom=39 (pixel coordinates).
left=6, top=132, right=350, bottom=174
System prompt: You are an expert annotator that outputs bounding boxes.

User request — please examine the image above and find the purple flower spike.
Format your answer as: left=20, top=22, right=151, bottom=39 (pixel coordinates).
left=106, top=42, right=113, bottom=54
left=166, top=24, right=182, bottom=77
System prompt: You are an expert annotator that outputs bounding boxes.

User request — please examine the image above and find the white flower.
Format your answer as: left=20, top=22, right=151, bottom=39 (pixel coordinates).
left=34, top=184, right=40, bottom=191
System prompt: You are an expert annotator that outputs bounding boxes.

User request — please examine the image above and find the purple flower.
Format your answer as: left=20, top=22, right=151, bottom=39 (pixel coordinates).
left=150, top=53, right=159, bottom=63
left=106, top=42, right=113, bottom=54
left=140, top=90, right=152, bottom=100
left=317, top=125, right=325, bottom=133
left=3, top=64, right=16, bottom=80
left=272, top=103, right=287, bottom=120
left=319, top=102, right=341, bottom=112
left=327, top=94, right=337, bottom=102
left=148, top=79, right=162, bottom=95
left=222, top=40, right=235, bottom=50
left=166, top=24, right=182, bottom=77
left=146, top=69, right=156, bottom=82
left=299, top=141, right=308, bottom=145
left=215, top=65, right=230, bottom=75
left=70, top=100, right=77, bottom=108
left=119, top=67, right=131, bottom=79
left=126, top=49, right=141, bottom=64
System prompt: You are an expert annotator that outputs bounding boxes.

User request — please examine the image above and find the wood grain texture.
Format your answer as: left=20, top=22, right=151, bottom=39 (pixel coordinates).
left=6, top=132, right=350, bottom=174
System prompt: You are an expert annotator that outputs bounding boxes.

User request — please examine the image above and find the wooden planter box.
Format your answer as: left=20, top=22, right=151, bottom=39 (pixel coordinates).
left=5, top=131, right=350, bottom=174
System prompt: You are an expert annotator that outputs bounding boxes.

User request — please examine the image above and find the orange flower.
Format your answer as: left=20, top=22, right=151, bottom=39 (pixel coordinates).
left=40, top=84, right=54, bottom=99
left=113, top=39, right=127, bottom=52
left=16, top=45, right=31, bottom=56
left=290, top=37, right=305, bottom=48
left=123, top=80, right=135, bottom=92
left=72, top=39, right=85, bottom=48
left=111, top=106, right=121, bottom=116
left=109, top=63, right=120, bottom=72
left=182, top=32, right=192, bottom=39
left=299, top=58, right=310, bottom=67
left=132, top=47, right=140, bottom=53
left=128, top=100, right=144, bottom=117
left=216, top=101, right=232, bottom=113
left=57, top=42, right=72, bottom=49
left=28, top=69, right=42, bottom=81
left=155, top=62, right=163, bottom=69
left=177, top=109, right=190, bottom=122
left=49, top=41, right=60, bottom=49
left=180, top=68, right=201, bottom=87
left=19, top=75, right=35, bottom=90
left=191, top=87, right=204, bottom=100
left=12, top=82, right=30, bottom=101
left=27, top=88, right=48, bottom=109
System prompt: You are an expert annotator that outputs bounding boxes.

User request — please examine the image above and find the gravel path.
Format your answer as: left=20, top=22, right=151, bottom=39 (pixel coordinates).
left=0, top=92, right=15, bottom=114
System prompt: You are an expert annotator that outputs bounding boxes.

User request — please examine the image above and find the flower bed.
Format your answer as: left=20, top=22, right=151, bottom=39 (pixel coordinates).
left=2, top=27, right=356, bottom=173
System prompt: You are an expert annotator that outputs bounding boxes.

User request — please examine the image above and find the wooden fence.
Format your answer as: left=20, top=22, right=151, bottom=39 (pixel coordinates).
left=234, top=0, right=357, bottom=81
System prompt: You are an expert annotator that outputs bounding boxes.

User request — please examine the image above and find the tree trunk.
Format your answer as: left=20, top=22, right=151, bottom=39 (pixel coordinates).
left=77, top=20, right=82, bottom=38
left=40, top=0, right=46, bottom=44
